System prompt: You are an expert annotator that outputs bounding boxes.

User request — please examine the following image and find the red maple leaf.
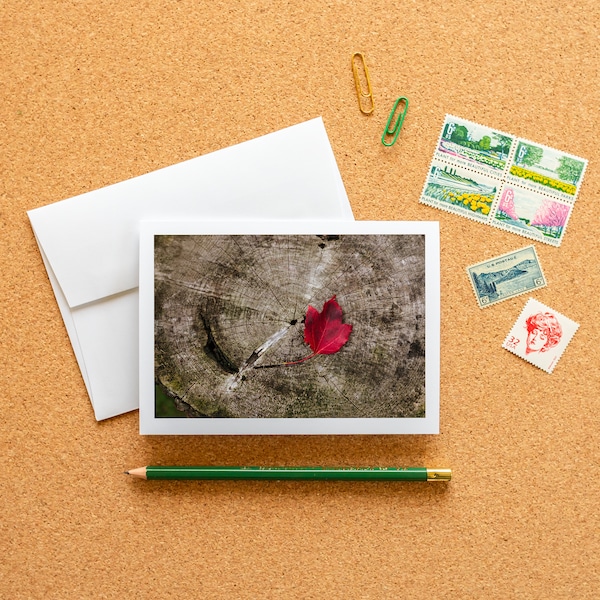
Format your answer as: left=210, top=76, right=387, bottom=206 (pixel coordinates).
left=286, top=295, right=353, bottom=365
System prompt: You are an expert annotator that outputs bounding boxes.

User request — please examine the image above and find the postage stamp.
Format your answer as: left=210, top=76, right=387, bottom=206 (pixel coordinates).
left=420, top=115, right=587, bottom=247
left=506, top=140, right=587, bottom=203
left=502, top=298, right=579, bottom=374
left=434, top=115, right=516, bottom=178
left=467, top=246, right=546, bottom=308
left=490, top=185, right=575, bottom=247
left=420, top=159, right=499, bottom=222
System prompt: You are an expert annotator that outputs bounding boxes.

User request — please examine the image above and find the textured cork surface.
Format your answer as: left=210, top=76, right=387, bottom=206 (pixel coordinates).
left=1, top=1, right=599, bottom=598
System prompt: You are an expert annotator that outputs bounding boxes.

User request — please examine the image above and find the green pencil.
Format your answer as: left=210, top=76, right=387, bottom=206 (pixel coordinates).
left=125, top=466, right=451, bottom=482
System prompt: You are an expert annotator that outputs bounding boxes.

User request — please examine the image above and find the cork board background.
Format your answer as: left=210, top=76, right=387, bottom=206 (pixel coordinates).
left=2, top=1, right=598, bottom=598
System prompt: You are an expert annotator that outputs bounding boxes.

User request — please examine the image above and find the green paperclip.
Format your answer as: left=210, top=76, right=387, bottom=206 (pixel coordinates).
left=381, top=96, right=409, bottom=146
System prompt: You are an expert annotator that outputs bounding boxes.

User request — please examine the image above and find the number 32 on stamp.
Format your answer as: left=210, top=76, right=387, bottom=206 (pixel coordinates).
left=502, top=298, right=579, bottom=374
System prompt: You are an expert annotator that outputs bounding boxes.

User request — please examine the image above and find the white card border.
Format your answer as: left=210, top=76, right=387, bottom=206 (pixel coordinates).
left=139, top=220, right=440, bottom=435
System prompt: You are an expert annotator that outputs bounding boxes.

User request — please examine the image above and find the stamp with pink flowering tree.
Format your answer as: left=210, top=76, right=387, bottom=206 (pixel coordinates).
left=421, top=115, right=587, bottom=247
left=492, top=185, right=574, bottom=247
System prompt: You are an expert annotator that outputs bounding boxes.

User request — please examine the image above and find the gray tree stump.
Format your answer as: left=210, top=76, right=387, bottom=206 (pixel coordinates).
left=154, top=234, right=426, bottom=419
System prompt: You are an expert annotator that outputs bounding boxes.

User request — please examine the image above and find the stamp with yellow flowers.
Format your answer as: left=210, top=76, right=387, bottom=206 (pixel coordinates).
left=420, top=114, right=588, bottom=247
left=420, top=159, right=499, bottom=222
left=506, top=140, right=587, bottom=203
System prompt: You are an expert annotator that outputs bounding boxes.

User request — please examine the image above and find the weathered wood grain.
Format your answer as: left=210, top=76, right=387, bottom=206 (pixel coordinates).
left=155, top=234, right=426, bottom=418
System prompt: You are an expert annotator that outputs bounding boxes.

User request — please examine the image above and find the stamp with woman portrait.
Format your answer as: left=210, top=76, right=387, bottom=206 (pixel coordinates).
left=502, top=298, right=579, bottom=373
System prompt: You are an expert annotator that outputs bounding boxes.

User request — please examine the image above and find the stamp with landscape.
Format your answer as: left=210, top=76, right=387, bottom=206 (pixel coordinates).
left=420, top=159, right=498, bottom=222
left=491, top=185, right=574, bottom=247
left=434, top=115, right=515, bottom=178
left=467, top=246, right=546, bottom=308
left=506, top=140, right=587, bottom=203
left=420, top=115, right=587, bottom=248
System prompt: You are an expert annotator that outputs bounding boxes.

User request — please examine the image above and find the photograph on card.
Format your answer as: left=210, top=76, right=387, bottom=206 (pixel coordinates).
left=139, top=221, right=440, bottom=435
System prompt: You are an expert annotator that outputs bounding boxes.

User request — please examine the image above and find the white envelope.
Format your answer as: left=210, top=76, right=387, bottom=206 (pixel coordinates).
left=28, top=118, right=353, bottom=420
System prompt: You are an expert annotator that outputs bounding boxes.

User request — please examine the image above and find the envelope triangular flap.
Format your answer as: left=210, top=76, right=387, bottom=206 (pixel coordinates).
left=28, top=118, right=348, bottom=308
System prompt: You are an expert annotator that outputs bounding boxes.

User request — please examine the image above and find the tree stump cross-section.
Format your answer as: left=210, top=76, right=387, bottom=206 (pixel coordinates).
left=154, top=233, right=426, bottom=419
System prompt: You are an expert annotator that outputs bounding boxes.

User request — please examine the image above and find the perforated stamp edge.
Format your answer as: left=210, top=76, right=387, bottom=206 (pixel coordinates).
left=419, top=114, right=587, bottom=246
left=502, top=298, right=579, bottom=374
left=466, top=245, right=547, bottom=309
left=506, top=136, right=588, bottom=204
left=487, top=184, right=576, bottom=248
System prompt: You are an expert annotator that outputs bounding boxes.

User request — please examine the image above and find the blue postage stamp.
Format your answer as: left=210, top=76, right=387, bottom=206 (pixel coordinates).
left=466, top=245, right=546, bottom=308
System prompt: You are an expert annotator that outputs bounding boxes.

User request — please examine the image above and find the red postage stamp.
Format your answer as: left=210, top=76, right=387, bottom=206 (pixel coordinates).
left=502, top=298, right=579, bottom=373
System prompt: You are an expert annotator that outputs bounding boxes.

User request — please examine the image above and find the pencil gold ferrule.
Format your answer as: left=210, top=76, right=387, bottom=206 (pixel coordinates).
left=426, top=468, right=452, bottom=482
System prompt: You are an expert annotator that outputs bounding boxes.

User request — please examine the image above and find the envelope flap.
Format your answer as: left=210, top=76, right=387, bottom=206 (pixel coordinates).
left=28, top=118, right=350, bottom=308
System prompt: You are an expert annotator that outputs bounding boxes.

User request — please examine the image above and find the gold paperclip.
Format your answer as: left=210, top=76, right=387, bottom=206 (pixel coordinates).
left=351, top=52, right=374, bottom=115
left=381, top=96, right=409, bottom=146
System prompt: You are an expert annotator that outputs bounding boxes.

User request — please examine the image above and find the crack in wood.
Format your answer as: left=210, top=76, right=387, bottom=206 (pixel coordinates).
left=226, top=322, right=294, bottom=391
left=199, top=312, right=238, bottom=374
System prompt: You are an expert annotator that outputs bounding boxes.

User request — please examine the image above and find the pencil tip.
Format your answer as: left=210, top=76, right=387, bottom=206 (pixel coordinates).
left=123, top=467, right=147, bottom=479
left=124, top=471, right=130, bottom=475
